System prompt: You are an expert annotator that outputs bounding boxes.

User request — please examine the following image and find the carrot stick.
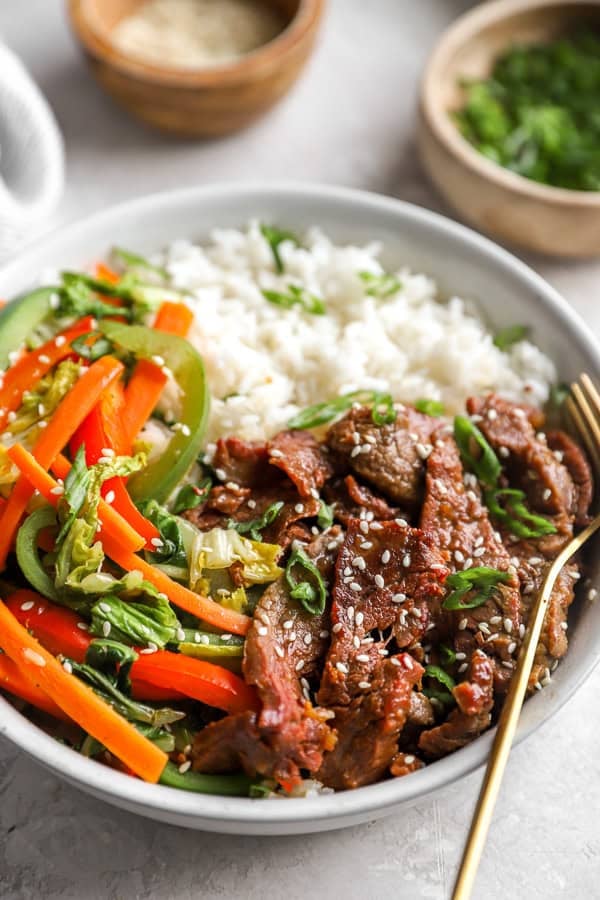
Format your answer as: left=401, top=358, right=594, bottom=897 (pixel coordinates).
left=95, top=263, right=120, bottom=284
left=0, top=315, right=96, bottom=433
left=122, top=302, right=193, bottom=446
left=99, top=535, right=251, bottom=636
left=0, top=357, right=125, bottom=569
left=8, top=446, right=145, bottom=554
left=0, top=600, right=167, bottom=782
left=0, top=653, right=69, bottom=720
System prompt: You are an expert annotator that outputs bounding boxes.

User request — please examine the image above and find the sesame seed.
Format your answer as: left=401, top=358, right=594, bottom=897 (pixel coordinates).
left=247, top=499, right=257, bottom=509
left=498, top=446, right=509, bottom=458
left=37, top=420, right=47, bottom=429
left=454, top=550, right=464, bottom=563
left=353, top=635, right=361, bottom=649
left=487, top=408, right=498, bottom=421
left=404, top=656, right=413, bottom=670
left=353, top=556, right=366, bottom=570
left=20, top=600, right=35, bottom=611
left=319, top=630, right=329, bottom=639
left=478, top=622, right=491, bottom=635
left=514, top=408, right=526, bottom=419
left=350, top=582, right=361, bottom=592
left=560, top=621, right=568, bottom=631
left=519, top=623, right=526, bottom=638
left=358, top=681, right=371, bottom=689
left=310, top=488, right=319, bottom=500
left=455, top=652, right=466, bottom=661
left=542, top=488, right=552, bottom=501
left=332, top=622, right=343, bottom=634
left=257, top=625, right=268, bottom=636
left=77, top=622, right=89, bottom=631
left=553, top=450, right=564, bottom=462
left=294, top=503, right=304, bottom=514
left=215, top=467, right=227, bottom=481
left=473, top=547, right=485, bottom=558
left=374, top=574, right=385, bottom=589
left=23, top=648, right=46, bottom=667
left=178, top=761, right=191, bottom=774
left=390, top=657, right=401, bottom=667
left=402, top=553, right=411, bottom=568
left=463, top=557, right=473, bottom=570
left=343, top=566, right=352, bottom=577
left=350, top=446, right=361, bottom=458
left=55, top=334, right=66, bottom=347
left=501, top=660, right=514, bottom=669
left=404, top=755, right=416, bottom=764
left=275, top=645, right=285, bottom=658
left=220, top=634, right=232, bottom=642
left=347, top=606, right=355, bottom=622
left=392, top=593, right=406, bottom=604
left=395, top=518, right=408, bottom=527
left=176, top=628, right=186, bottom=642
left=416, top=442, right=432, bottom=460
left=283, top=620, right=293, bottom=630
left=503, top=618, right=513, bottom=633
left=458, top=618, right=468, bottom=630
left=588, top=588, right=598, bottom=601
left=360, top=520, right=369, bottom=534
left=151, top=355, right=165, bottom=366
left=381, top=550, right=391, bottom=564
left=336, top=662, right=349, bottom=674
left=102, top=621, right=111, bottom=637
left=357, top=653, right=370, bottom=663
left=99, top=601, right=111, bottom=613
left=105, top=490, right=116, bottom=505
left=62, top=660, right=73, bottom=674
left=360, top=541, right=373, bottom=550
left=529, top=556, right=543, bottom=566
left=150, top=537, right=164, bottom=548
left=458, top=662, right=468, bottom=673
left=355, top=611, right=364, bottom=627
left=475, top=536, right=484, bottom=547
left=304, top=633, right=312, bottom=646
left=295, top=659, right=305, bottom=672
left=508, top=641, right=517, bottom=654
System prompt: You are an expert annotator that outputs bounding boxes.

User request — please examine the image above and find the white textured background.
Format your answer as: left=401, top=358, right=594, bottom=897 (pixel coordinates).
left=1, top=2, right=599, bottom=898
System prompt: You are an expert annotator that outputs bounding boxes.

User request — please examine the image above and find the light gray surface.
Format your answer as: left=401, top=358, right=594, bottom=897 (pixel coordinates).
left=0, top=2, right=599, bottom=898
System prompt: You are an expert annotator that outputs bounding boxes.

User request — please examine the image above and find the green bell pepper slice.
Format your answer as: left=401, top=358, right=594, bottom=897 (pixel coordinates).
left=178, top=630, right=244, bottom=671
left=99, top=321, right=210, bottom=504
left=15, top=506, right=59, bottom=601
left=159, top=760, right=256, bottom=796
left=0, top=286, right=59, bottom=368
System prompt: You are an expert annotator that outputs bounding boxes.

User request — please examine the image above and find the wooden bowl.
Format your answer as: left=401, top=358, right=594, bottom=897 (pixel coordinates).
left=67, top=0, right=325, bottom=137
left=418, top=0, right=600, bottom=258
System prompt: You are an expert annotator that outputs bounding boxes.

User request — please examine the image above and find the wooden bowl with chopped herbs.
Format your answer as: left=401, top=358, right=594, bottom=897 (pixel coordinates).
left=419, top=0, right=600, bottom=257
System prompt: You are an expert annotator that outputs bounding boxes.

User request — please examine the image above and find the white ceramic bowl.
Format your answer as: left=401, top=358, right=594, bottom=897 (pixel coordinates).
left=0, top=183, right=599, bottom=834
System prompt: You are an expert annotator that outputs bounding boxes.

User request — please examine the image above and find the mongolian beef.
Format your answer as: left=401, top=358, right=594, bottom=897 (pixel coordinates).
left=0, top=232, right=591, bottom=797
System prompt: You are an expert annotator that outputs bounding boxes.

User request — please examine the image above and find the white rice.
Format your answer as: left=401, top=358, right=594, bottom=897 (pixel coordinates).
left=154, top=221, right=555, bottom=444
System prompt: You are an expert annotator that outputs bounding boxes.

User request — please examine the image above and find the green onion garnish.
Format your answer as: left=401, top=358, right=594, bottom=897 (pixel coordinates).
left=453, top=416, right=501, bottom=488
left=442, top=566, right=512, bottom=611
left=493, top=324, right=529, bottom=350
left=259, top=224, right=299, bottom=274
left=285, top=547, right=328, bottom=615
left=228, top=501, right=284, bottom=542
left=415, top=398, right=445, bottom=417
left=172, top=479, right=212, bottom=515
left=288, top=390, right=395, bottom=430
left=262, top=285, right=325, bottom=316
left=359, top=271, right=402, bottom=299
left=317, top=500, right=335, bottom=530
left=484, top=487, right=558, bottom=539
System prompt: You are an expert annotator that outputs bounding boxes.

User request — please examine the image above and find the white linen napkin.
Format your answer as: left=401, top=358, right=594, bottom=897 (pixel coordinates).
left=0, top=42, right=64, bottom=261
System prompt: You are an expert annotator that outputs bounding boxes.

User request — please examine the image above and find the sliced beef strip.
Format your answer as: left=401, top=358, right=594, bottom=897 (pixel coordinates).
left=466, top=395, right=591, bottom=685
left=211, top=437, right=274, bottom=487
left=183, top=483, right=320, bottom=551
left=268, top=430, right=334, bottom=499
left=322, top=475, right=404, bottom=527
left=390, top=751, right=425, bottom=778
left=314, top=519, right=448, bottom=788
left=419, top=435, right=522, bottom=691
left=418, top=649, right=494, bottom=758
left=191, top=530, right=343, bottom=787
left=326, top=405, right=438, bottom=507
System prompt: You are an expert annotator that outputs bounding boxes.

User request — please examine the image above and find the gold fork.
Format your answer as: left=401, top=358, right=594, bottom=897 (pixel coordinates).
left=452, top=374, right=600, bottom=900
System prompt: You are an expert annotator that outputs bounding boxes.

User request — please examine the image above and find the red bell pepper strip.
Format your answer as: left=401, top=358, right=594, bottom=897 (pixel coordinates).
left=0, top=315, right=95, bottom=433
left=131, top=650, right=258, bottom=715
left=0, top=653, right=69, bottom=720
left=5, top=590, right=91, bottom=662
left=0, top=356, right=126, bottom=570
left=69, top=381, right=160, bottom=548
left=0, top=599, right=167, bottom=782
left=121, top=302, right=194, bottom=446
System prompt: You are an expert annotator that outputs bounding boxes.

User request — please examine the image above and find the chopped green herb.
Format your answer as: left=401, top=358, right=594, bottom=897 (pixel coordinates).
left=454, top=31, right=600, bottom=192
left=71, top=332, right=115, bottom=362
left=262, top=284, right=325, bottom=316
left=285, top=547, right=328, bottom=615
left=228, top=501, right=284, bottom=543
left=288, top=390, right=396, bottom=430
left=440, top=644, right=457, bottom=666
left=442, top=566, right=512, bottom=611
left=415, top=398, right=445, bottom=417
left=56, top=446, right=90, bottom=545
left=259, top=224, right=299, bottom=274
left=359, top=271, right=402, bottom=299
left=172, top=479, right=212, bottom=515
left=493, top=324, right=529, bottom=350
left=453, top=416, right=502, bottom=488
left=317, top=500, right=335, bottom=530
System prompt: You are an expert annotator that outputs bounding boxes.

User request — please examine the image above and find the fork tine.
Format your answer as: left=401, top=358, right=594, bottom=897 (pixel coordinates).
left=567, top=386, right=600, bottom=477
left=580, top=373, right=600, bottom=421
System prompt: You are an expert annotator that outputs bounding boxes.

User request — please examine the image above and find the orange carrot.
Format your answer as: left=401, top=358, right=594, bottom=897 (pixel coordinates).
left=121, top=302, right=193, bottom=446
left=95, top=263, right=120, bottom=284
left=0, top=316, right=96, bottom=433
left=99, top=535, right=251, bottom=636
left=8, top=446, right=145, bottom=554
left=0, top=357, right=125, bottom=569
left=0, top=600, right=167, bottom=782
left=0, top=652, right=69, bottom=720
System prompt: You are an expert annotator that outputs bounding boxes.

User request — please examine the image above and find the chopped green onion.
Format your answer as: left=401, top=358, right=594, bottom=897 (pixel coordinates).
left=549, top=383, right=569, bottom=411
left=228, top=501, right=284, bottom=542
left=493, top=324, right=529, bottom=350
left=442, top=566, right=511, bottom=611
left=285, top=547, right=328, bottom=615
left=172, top=479, right=212, bottom=515
left=453, top=416, right=501, bottom=488
left=484, top=488, right=557, bottom=538
left=359, top=271, right=402, bottom=299
left=423, top=664, right=456, bottom=706
left=262, top=285, right=326, bottom=316
left=440, top=644, right=457, bottom=665
left=317, top=500, right=335, bottom=530
left=415, top=398, right=445, bottom=417
left=288, top=390, right=396, bottom=430
left=259, top=224, right=299, bottom=274
left=159, top=761, right=256, bottom=796
left=424, top=665, right=456, bottom=693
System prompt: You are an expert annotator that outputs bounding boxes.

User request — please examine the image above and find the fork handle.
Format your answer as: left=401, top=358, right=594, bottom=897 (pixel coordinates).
left=452, top=514, right=600, bottom=900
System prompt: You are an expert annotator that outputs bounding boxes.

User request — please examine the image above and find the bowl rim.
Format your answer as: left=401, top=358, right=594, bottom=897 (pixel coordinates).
left=420, top=0, right=600, bottom=208
left=67, top=0, right=325, bottom=87
left=1, top=180, right=599, bottom=829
